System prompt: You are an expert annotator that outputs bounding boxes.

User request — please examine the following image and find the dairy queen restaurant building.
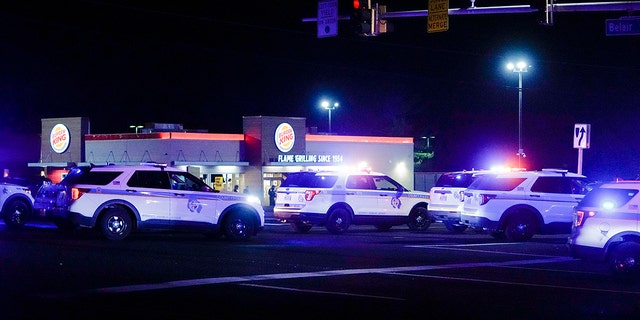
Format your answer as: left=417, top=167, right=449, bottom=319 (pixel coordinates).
left=27, top=116, right=437, bottom=206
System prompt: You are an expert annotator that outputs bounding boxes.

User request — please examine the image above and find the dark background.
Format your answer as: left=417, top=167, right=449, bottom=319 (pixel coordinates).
left=0, top=1, right=638, bottom=181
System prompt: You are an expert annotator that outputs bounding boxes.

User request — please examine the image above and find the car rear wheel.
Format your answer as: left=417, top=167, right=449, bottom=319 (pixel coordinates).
left=503, top=212, right=537, bottom=242
left=223, top=211, right=255, bottom=241
left=291, top=221, right=312, bottom=233
left=326, top=207, right=351, bottom=234
left=610, top=242, right=640, bottom=279
left=100, top=207, right=132, bottom=240
left=444, top=221, right=468, bottom=233
left=2, top=198, right=30, bottom=229
left=407, top=206, right=430, bottom=231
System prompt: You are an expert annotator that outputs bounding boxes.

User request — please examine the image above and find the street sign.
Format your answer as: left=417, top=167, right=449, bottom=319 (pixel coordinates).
left=317, top=0, right=338, bottom=38
left=428, top=0, right=449, bottom=33
left=574, top=123, right=590, bottom=149
left=606, top=17, right=640, bottom=36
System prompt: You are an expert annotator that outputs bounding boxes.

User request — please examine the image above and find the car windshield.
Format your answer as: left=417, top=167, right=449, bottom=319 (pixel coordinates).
left=435, top=172, right=477, bottom=188
left=281, top=172, right=338, bottom=188
left=61, top=167, right=122, bottom=186
left=467, top=175, right=527, bottom=191
left=579, top=187, right=639, bottom=209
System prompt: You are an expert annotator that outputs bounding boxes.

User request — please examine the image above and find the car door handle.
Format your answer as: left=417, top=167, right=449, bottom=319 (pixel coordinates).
left=529, top=194, right=541, bottom=197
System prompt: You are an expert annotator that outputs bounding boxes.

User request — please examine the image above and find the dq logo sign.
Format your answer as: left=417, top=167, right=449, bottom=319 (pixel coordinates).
left=275, top=122, right=295, bottom=152
left=50, top=123, right=70, bottom=154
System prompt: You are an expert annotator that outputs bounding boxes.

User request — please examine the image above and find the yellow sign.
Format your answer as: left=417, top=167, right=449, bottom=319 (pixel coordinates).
left=428, top=0, right=449, bottom=33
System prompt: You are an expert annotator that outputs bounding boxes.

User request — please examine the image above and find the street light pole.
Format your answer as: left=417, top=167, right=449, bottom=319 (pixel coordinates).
left=321, top=100, right=339, bottom=134
left=506, top=61, right=528, bottom=167
left=129, top=125, right=143, bottom=134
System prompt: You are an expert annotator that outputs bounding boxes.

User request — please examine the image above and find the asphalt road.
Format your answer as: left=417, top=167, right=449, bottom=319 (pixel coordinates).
left=2, top=218, right=638, bottom=320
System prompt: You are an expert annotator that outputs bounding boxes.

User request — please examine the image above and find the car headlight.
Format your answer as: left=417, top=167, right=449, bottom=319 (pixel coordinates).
left=246, top=195, right=261, bottom=205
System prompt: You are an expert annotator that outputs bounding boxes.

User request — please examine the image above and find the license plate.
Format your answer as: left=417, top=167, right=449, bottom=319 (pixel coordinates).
left=284, top=194, right=291, bottom=201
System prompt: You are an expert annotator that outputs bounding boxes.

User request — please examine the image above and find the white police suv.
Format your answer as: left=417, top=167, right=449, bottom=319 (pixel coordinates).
left=429, top=170, right=485, bottom=233
left=34, top=163, right=264, bottom=241
left=460, top=169, right=590, bottom=241
left=568, top=180, right=640, bottom=278
left=274, top=170, right=430, bottom=234
left=0, top=180, right=35, bottom=229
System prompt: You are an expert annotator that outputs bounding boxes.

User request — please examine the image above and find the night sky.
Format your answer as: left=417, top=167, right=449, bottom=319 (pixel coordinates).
left=0, top=1, right=638, bottom=181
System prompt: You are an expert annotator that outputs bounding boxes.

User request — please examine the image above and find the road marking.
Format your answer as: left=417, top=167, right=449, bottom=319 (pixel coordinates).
left=387, top=272, right=640, bottom=295
left=75, top=256, right=573, bottom=296
left=406, top=244, right=563, bottom=258
left=239, top=283, right=405, bottom=301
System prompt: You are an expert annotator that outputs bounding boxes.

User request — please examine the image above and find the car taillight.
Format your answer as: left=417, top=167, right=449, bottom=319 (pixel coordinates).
left=574, top=210, right=596, bottom=227
left=479, top=194, right=497, bottom=205
left=71, top=187, right=88, bottom=200
left=305, top=190, right=321, bottom=201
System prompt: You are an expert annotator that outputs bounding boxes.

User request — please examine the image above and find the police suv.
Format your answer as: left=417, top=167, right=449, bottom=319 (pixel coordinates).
left=274, top=170, right=430, bottom=234
left=568, top=180, right=640, bottom=277
left=34, top=163, right=264, bottom=241
left=0, top=180, right=35, bottom=229
left=460, top=169, right=590, bottom=241
left=429, top=170, right=485, bottom=233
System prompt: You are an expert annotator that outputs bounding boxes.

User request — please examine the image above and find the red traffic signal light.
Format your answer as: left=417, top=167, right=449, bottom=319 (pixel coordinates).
left=353, top=0, right=360, bottom=9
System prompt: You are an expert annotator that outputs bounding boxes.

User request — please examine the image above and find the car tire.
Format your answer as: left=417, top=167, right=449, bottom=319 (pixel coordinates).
left=609, top=242, right=640, bottom=279
left=503, top=212, right=536, bottom=242
left=326, top=207, right=351, bottom=234
left=444, top=221, right=468, bottom=233
left=100, top=207, right=133, bottom=240
left=291, top=221, right=312, bottom=233
left=407, top=206, right=430, bottom=231
left=223, top=211, right=255, bottom=241
left=2, top=198, right=31, bottom=229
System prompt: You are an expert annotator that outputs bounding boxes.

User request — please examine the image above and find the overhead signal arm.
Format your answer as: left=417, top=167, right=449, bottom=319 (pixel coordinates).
left=303, top=1, right=640, bottom=36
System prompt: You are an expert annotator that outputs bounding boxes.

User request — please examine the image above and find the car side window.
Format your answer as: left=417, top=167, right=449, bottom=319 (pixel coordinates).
left=530, top=177, right=570, bottom=194
left=373, top=176, right=399, bottom=191
left=170, top=172, right=213, bottom=192
left=346, top=176, right=373, bottom=190
left=128, top=171, right=171, bottom=189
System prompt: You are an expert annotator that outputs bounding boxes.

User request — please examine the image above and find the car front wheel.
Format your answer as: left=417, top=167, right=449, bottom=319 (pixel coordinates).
left=223, top=212, right=255, bottom=241
left=407, top=206, right=430, bottom=231
left=2, top=199, right=31, bottom=229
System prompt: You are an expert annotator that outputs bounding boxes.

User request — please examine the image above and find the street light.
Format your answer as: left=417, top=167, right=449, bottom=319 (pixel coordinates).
left=129, top=125, right=143, bottom=134
left=506, top=61, right=529, bottom=167
left=321, top=100, right=339, bottom=134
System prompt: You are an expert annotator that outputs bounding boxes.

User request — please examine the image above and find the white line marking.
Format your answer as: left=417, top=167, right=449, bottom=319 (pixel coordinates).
left=75, top=256, right=573, bottom=296
left=386, top=272, right=640, bottom=295
left=239, top=283, right=405, bottom=301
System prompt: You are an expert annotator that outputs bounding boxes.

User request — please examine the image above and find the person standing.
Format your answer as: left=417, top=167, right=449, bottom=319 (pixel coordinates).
left=268, top=185, right=276, bottom=206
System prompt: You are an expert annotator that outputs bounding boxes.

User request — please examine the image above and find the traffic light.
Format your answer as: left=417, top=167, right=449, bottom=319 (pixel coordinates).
left=351, top=5, right=373, bottom=35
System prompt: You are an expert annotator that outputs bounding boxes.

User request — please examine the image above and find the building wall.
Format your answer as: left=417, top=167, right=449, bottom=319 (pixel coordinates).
left=306, top=138, right=415, bottom=189
left=85, top=133, right=244, bottom=165
left=39, top=117, right=89, bottom=164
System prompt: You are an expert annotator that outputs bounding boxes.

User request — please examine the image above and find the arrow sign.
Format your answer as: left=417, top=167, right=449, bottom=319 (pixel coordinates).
left=573, top=124, right=590, bottom=149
